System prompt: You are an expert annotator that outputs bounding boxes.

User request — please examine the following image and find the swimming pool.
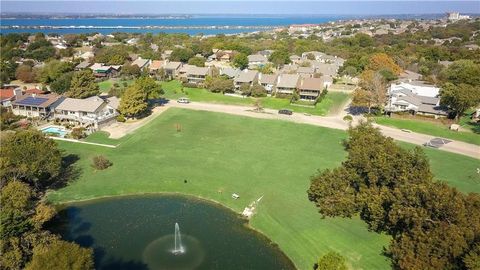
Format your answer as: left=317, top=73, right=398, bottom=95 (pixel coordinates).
left=41, top=126, right=68, bottom=137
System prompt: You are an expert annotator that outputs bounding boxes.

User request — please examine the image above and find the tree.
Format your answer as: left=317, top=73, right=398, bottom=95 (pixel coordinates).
left=207, top=77, right=233, bottom=93
left=121, top=63, right=141, bottom=77
left=233, top=53, right=248, bottom=69
left=1, top=60, right=18, bottom=85
left=118, top=85, right=148, bottom=118
left=366, top=53, right=402, bottom=76
left=188, top=56, right=206, bottom=67
left=49, top=72, right=73, bottom=94
left=239, top=83, right=251, bottom=96
left=251, top=84, right=267, bottom=97
left=0, top=129, right=62, bottom=189
left=440, top=83, right=480, bottom=119
left=0, top=181, right=34, bottom=239
left=94, top=45, right=129, bottom=65
left=308, top=122, right=480, bottom=270
left=135, top=76, right=164, bottom=100
left=439, top=60, right=480, bottom=86
left=269, top=50, right=291, bottom=67
left=169, top=48, right=194, bottom=62
left=358, top=70, right=387, bottom=112
left=36, top=60, right=74, bottom=84
left=26, top=239, right=94, bottom=270
left=67, top=70, right=99, bottom=98
left=316, top=252, right=348, bottom=270
left=15, top=64, right=37, bottom=83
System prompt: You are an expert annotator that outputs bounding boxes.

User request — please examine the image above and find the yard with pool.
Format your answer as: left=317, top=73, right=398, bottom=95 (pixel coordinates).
left=48, top=108, right=480, bottom=269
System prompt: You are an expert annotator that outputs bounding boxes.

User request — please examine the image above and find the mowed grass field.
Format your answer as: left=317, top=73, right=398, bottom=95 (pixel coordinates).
left=48, top=108, right=480, bottom=270
left=161, top=80, right=350, bottom=116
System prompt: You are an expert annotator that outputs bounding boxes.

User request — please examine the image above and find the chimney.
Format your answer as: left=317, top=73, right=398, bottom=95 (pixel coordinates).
left=13, top=88, right=22, bottom=97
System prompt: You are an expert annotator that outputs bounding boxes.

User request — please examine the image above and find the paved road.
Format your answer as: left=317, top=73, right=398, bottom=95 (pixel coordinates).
left=167, top=102, right=479, bottom=159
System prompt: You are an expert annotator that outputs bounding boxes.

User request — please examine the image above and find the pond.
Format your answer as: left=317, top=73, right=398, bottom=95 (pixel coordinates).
left=51, top=195, right=296, bottom=270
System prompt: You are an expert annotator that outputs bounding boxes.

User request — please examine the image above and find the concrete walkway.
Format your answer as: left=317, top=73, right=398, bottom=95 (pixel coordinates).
left=49, top=137, right=117, bottom=148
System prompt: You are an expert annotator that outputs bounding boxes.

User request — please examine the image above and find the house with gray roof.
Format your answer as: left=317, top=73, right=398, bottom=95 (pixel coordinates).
left=219, top=68, right=241, bottom=79
left=386, top=83, right=447, bottom=118
left=54, top=96, right=118, bottom=129
left=247, top=54, right=268, bottom=68
left=275, top=74, right=300, bottom=95
left=296, top=66, right=315, bottom=78
left=234, top=70, right=259, bottom=89
left=258, top=73, right=278, bottom=94
left=186, top=66, right=210, bottom=84
left=131, top=57, right=151, bottom=70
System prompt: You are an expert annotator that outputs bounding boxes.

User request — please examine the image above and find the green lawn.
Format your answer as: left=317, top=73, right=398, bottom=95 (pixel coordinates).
left=49, top=108, right=479, bottom=270
left=97, top=79, right=134, bottom=93
left=374, top=116, right=480, bottom=146
left=161, top=80, right=350, bottom=116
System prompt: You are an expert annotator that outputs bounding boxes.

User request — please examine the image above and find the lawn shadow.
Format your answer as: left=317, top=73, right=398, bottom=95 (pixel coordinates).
left=49, top=154, right=82, bottom=190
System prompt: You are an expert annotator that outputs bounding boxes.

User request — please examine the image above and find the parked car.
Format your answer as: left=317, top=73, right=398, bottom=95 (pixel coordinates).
left=177, top=97, right=190, bottom=104
left=278, top=109, right=293, bottom=115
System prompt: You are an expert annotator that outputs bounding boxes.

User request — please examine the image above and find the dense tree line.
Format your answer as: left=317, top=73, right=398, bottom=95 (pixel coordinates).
left=0, top=130, right=94, bottom=269
left=308, top=122, right=480, bottom=269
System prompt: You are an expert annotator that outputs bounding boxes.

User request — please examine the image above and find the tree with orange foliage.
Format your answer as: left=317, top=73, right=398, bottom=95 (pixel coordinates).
left=366, top=53, right=402, bottom=76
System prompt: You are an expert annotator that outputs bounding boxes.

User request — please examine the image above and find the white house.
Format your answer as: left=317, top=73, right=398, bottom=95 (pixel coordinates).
left=390, top=82, right=440, bottom=98
left=54, top=96, right=118, bottom=129
left=386, top=82, right=447, bottom=118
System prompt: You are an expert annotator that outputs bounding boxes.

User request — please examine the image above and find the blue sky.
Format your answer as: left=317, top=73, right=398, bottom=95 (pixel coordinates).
left=1, top=1, right=479, bottom=15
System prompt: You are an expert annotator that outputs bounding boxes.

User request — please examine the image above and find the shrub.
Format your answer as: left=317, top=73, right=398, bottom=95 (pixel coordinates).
left=113, top=82, right=120, bottom=87
left=122, top=81, right=128, bottom=87
left=91, top=155, right=112, bottom=170
left=70, top=127, right=86, bottom=139
left=116, top=115, right=126, bottom=122
left=343, top=115, right=353, bottom=121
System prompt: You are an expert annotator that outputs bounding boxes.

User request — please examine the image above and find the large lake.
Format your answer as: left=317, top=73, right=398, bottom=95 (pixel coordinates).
left=51, top=195, right=296, bottom=270
left=0, top=16, right=336, bottom=35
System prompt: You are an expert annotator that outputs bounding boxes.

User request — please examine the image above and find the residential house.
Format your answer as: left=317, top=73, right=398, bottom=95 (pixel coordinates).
left=289, top=55, right=301, bottom=64
left=25, top=88, right=47, bottom=95
left=162, top=50, right=173, bottom=60
left=275, top=74, right=300, bottom=95
left=234, top=70, right=259, bottom=89
left=12, top=94, right=64, bottom=118
left=89, top=63, right=121, bottom=78
left=247, top=54, right=268, bottom=68
left=186, top=66, right=210, bottom=84
left=258, top=50, right=274, bottom=58
left=131, top=57, right=151, bottom=70
left=301, top=51, right=326, bottom=61
left=0, top=88, right=22, bottom=107
left=219, top=67, right=241, bottom=79
left=311, top=62, right=339, bottom=77
left=163, top=61, right=183, bottom=79
left=297, top=77, right=325, bottom=100
left=218, top=50, right=234, bottom=62
left=75, top=61, right=91, bottom=71
left=258, top=74, right=277, bottom=94
left=296, top=66, right=315, bottom=78
left=54, top=96, right=118, bottom=129
left=386, top=82, right=447, bottom=118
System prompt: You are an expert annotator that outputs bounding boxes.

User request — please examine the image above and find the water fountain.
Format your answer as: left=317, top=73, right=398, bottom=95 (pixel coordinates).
left=172, top=222, right=185, bottom=255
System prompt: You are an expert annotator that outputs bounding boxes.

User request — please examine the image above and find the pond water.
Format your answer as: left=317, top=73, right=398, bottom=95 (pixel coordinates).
left=51, top=195, right=295, bottom=270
